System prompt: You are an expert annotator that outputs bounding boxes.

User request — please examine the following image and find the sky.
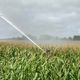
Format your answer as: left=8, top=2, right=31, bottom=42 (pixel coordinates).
left=0, top=0, right=80, bottom=39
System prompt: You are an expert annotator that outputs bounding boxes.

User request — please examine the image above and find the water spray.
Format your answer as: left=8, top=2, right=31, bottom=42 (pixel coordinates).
left=0, top=15, right=45, bottom=53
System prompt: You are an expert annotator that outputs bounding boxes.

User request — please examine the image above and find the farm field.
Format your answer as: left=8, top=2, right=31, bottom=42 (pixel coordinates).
left=0, top=41, right=80, bottom=80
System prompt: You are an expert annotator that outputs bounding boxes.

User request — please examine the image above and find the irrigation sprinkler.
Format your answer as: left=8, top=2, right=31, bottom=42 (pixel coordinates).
left=0, top=14, right=45, bottom=53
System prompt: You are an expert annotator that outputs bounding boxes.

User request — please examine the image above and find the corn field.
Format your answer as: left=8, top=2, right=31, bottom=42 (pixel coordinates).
left=0, top=42, right=80, bottom=80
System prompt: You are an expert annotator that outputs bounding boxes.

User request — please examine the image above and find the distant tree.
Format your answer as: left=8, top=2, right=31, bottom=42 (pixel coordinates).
left=73, top=35, right=80, bottom=40
left=68, top=37, right=73, bottom=40
left=62, top=37, right=68, bottom=40
left=27, top=34, right=37, bottom=40
left=39, top=35, right=54, bottom=40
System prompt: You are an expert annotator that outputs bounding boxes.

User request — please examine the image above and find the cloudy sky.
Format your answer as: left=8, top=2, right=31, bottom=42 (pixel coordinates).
left=0, top=0, right=80, bottom=39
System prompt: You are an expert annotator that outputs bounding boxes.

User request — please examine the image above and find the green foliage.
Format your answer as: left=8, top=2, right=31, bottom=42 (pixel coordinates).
left=0, top=45, right=80, bottom=80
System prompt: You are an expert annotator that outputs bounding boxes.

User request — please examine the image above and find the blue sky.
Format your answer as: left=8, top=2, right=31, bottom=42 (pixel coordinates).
left=0, top=0, right=80, bottom=39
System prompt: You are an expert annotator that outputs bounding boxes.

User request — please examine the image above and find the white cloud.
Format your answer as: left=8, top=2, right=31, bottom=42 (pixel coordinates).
left=0, top=0, right=80, bottom=38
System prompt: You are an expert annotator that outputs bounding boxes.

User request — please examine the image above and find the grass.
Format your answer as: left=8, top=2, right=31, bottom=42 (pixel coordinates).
left=0, top=42, right=80, bottom=80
